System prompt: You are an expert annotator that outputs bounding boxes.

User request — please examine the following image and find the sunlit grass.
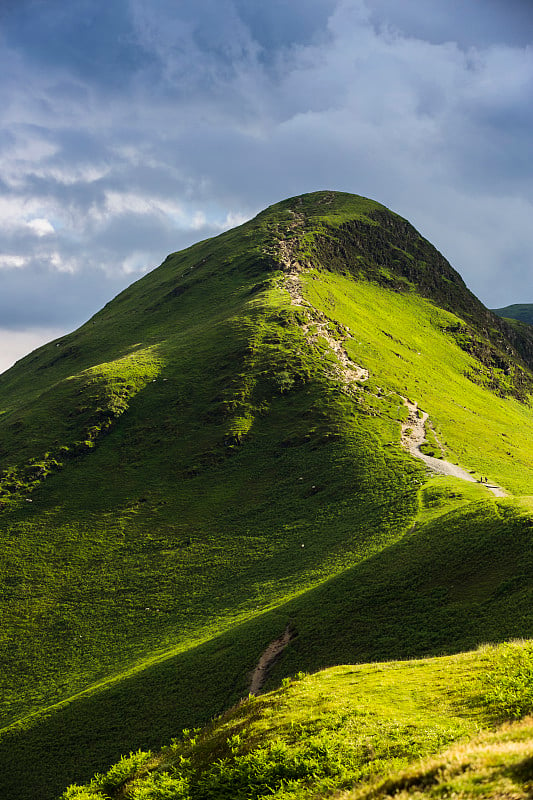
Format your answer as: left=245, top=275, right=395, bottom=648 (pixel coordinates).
left=304, top=271, right=533, bottom=494
left=60, top=643, right=533, bottom=800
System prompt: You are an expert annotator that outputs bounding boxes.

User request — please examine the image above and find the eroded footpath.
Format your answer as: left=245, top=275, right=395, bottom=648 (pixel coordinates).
left=278, top=223, right=507, bottom=499
left=401, top=397, right=507, bottom=497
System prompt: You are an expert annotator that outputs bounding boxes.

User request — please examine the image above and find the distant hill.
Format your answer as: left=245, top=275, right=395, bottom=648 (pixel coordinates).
left=492, top=303, right=533, bottom=325
left=1, top=191, right=532, bottom=799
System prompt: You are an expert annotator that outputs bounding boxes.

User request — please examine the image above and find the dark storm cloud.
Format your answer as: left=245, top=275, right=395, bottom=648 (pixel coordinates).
left=1, top=0, right=533, bottom=372
left=234, top=0, right=336, bottom=50
left=367, top=0, right=533, bottom=47
left=0, top=0, right=150, bottom=86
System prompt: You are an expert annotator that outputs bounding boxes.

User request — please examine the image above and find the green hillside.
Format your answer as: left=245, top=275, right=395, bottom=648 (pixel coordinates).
left=1, top=191, right=532, bottom=799
left=61, top=640, right=533, bottom=800
left=493, top=303, right=533, bottom=325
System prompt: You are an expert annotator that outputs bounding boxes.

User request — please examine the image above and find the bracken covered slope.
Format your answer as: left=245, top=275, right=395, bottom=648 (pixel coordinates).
left=62, top=641, right=533, bottom=800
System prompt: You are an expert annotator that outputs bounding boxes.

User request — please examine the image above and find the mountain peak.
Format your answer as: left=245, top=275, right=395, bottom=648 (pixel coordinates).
left=2, top=191, right=533, bottom=800
left=256, top=189, right=388, bottom=222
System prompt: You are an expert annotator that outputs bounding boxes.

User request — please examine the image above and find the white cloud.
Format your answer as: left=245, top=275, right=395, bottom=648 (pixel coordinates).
left=102, top=191, right=184, bottom=219
left=26, top=217, right=55, bottom=236
left=213, top=212, right=251, bottom=230
left=0, top=326, right=67, bottom=375
left=0, top=254, right=27, bottom=269
left=48, top=251, right=78, bottom=273
left=120, top=252, right=153, bottom=275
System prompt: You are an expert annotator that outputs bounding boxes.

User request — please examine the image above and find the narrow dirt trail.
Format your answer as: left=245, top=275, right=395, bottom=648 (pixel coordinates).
left=275, top=219, right=507, bottom=499
left=279, top=214, right=369, bottom=387
left=400, top=397, right=507, bottom=497
left=248, top=625, right=296, bottom=695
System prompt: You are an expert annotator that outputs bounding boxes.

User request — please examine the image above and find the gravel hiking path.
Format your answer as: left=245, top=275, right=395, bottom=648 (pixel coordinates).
left=401, top=397, right=507, bottom=497
left=275, top=223, right=506, bottom=498
left=248, top=624, right=296, bottom=695
left=279, top=213, right=369, bottom=387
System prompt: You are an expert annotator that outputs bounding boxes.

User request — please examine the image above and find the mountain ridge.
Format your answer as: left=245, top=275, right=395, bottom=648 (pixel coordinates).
left=492, top=302, right=533, bottom=326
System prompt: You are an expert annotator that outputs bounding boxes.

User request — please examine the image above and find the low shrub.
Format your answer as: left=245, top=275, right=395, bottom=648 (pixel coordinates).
left=481, top=642, right=533, bottom=719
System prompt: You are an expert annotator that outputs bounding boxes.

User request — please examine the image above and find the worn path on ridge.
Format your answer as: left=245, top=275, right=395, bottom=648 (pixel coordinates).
left=278, top=224, right=507, bottom=498
left=401, top=397, right=507, bottom=497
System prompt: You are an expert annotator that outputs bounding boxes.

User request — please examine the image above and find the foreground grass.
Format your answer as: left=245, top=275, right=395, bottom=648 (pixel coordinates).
left=1, top=479, right=531, bottom=800
left=348, top=717, right=533, bottom=800
left=60, top=642, right=533, bottom=800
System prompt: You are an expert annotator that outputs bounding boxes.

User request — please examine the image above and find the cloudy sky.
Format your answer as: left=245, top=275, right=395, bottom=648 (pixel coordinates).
left=1, top=0, right=532, bottom=372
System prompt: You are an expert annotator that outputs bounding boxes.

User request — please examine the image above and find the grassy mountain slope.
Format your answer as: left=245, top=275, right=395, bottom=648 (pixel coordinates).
left=303, top=273, right=533, bottom=493
left=1, top=191, right=533, bottom=798
left=2, top=477, right=532, bottom=799
left=493, top=303, right=533, bottom=325
left=60, top=641, right=533, bottom=800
